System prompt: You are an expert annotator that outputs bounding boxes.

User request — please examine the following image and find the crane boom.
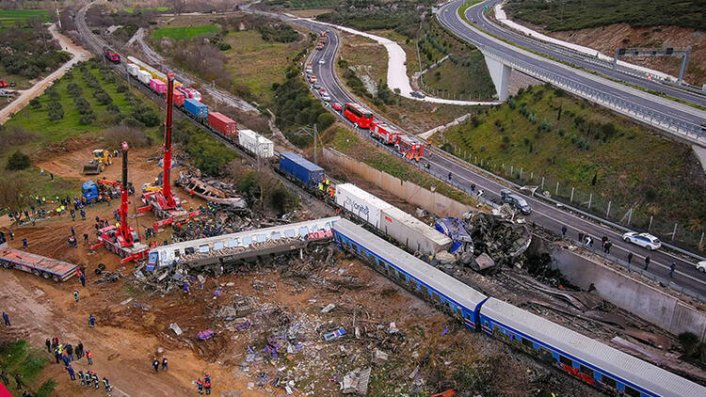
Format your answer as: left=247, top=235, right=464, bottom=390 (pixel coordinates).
left=162, top=72, right=176, bottom=209
left=118, top=141, right=134, bottom=246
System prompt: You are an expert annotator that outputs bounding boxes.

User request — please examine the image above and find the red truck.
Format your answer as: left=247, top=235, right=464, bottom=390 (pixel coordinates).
left=0, top=244, right=78, bottom=282
left=208, top=112, right=238, bottom=139
left=0, top=80, right=16, bottom=88
left=370, top=121, right=401, bottom=145
left=396, top=135, right=426, bottom=161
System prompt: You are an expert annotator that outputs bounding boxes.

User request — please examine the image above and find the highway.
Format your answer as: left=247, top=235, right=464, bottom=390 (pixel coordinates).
left=436, top=0, right=706, bottom=143
left=282, top=17, right=706, bottom=299
left=464, top=0, right=706, bottom=108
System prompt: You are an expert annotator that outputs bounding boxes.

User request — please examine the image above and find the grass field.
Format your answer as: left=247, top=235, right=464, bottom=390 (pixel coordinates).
left=0, top=340, right=55, bottom=397
left=324, top=124, right=474, bottom=205
left=151, top=24, right=219, bottom=41
left=438, top=85, right=706, bottom=234
left=4, top=64, right=158, bottom=145
left=421, top=50, right=496, bottom=101
left=505, top=0, right=706, bottom=31
left=124, top=6, right=170, bottom=13
left=0, top=9, right=49, bottom=28
left=222, top=29, right=306, bottom=106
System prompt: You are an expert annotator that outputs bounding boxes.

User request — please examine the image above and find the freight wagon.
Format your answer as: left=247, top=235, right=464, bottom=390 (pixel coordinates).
left=335, top=183, right=392, bottom=229
left=0, top=244, right=78, bottom=282
left=208, top=112, right=237, bottom=139
left=184, top=98, right=209, bottom=120
left=149, top=79, right=167, bottom=95
left=278, top=152, right=325, bottom=189
left=103, top=47, right=121, bottom=64
left=238, top=129, right=274, bottom=158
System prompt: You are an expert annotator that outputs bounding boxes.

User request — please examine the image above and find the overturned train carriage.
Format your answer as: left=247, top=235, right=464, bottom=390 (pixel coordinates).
left=146, top=217, right=340, bottom=272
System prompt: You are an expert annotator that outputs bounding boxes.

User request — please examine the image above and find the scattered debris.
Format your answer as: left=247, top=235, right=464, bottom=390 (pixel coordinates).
left=321, top=303, right=336, bottom=314
left=340, top=367, right=371, bottom=395
left=323, top=326, right=347, bottom=341
left=197, top=329, right=215, bottom=341
left=169, top=322, right=183, bottom=336
left=373, top=349, right=388, bottom=364
left=176, top=171, right=248, bottom=209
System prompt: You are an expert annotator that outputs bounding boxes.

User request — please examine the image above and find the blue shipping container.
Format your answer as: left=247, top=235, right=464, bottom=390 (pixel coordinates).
left=279, top=152, right=324, bottom=188
left=184, top=98, right=208, bottom=119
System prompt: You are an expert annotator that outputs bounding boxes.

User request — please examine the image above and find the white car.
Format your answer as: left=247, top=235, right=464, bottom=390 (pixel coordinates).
left=622, top=232, right=662, bottom=251
left=697, top=261, right=706, bottom=273
left=318, top=59, right=326, bottom=65
left=321, top=93, right=332, bottom=102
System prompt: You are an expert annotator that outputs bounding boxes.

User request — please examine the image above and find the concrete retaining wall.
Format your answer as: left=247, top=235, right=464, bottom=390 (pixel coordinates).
left=552, top=247, right=706, bottom=341
left=323, top=148, right=473, bottom=218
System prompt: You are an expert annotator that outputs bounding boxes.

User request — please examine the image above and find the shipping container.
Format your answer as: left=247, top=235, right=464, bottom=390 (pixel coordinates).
left=183, top=98, right=209, bottom=120
left=334, top=183, right=392, bottom=229
left=379, top=206, right=452, bottom=256
left=126, top=63, right=139, bottom=77
left=149, top=78, right=167, bottom=95
left=172, top=88, right=185, bottom=107
left=208, top=112, right=237, bottom=138
left=238, top=129, right=274, bottom=158
left=279, top=152, right=324, bottom=188
left=137, top=70, right=152, bottom=85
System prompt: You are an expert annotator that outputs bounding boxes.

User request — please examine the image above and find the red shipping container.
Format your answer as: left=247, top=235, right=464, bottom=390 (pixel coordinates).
left=208, top=112, right=237, bottom=138
left=172, top=88, right=185, bottom=107
left=149, top=79, right=167, bottom=95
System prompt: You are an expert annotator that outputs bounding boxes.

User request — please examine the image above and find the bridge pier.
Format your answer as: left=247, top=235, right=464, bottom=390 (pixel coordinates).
left=483, top=55, right=511, bottom=101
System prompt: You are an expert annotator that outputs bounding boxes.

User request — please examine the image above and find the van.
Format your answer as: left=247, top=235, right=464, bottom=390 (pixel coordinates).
left=500, top=189, right=532, bottom=215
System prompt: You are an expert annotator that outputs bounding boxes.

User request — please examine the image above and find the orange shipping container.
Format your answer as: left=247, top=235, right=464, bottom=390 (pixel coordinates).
left=208, top=112, right=237, bottom=138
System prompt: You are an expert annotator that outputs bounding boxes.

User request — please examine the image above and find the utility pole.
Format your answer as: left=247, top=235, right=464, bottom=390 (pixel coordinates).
left=314, top=124, right=318, bottom=165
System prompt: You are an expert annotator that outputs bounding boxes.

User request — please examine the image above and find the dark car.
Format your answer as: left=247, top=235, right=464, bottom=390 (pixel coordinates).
left=500, top=189, right=532, bottom=215
left=411, top=91, right=425, bottom=99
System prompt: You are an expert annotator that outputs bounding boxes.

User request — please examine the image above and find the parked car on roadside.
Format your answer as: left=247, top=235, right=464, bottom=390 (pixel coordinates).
left=411, top=91, right=425, bottom=99
left=332, top=102, right=343, bottom=112
left=321, top=93, right=332, bottom=101
left=622, top=232, right=662, bottom=251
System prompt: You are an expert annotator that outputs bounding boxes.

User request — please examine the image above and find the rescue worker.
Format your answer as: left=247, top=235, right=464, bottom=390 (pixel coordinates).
left=204, top=378, right=211, bottom=395
left=152, top=359, right=160, bottom=373
left=66, top=365, right=76, bottom=381
left=78, top=370, right=85, bottom=386
left=161, top=357, right=168, bottom=370
left=195, top=378, right=204, bottom=394
left=92, top=372, right=100, bottom=389
left=88, top=314, right=96, bottom=328
left=45, top=338, right=51, bottom=353
left=3, top=311, right=11, bottom=327
left=102, top=377, right=111, bottom=392
left=86, top=350, right=93, bottom=365
left=73, top=290, right=80, bottom=303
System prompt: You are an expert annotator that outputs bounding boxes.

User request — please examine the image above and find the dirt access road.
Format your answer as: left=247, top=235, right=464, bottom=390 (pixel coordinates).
left=0, top=23, right=92, bottom=125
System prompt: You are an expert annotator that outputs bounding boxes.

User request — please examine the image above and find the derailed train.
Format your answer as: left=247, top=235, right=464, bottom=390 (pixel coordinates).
left=333, top=218, right=706, bottom=397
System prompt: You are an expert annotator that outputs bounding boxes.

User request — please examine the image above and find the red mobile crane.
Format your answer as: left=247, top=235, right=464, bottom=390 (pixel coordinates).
left=92, top=142, right=149, bottom=262
left=139, top=72, right=199, bottom=230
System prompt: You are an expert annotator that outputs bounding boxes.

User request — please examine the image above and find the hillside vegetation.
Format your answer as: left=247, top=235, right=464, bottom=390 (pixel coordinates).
left=439, top=85, right=706, bottom=237
left=505, top=0, right=706, bottom=32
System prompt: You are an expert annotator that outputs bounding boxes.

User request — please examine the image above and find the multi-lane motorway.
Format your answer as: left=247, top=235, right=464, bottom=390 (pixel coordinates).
left=462, top=0, right=706, bottom=108
left=437, top=0, right=706, bottom=142
left=285, top=16, right=706, bottom=299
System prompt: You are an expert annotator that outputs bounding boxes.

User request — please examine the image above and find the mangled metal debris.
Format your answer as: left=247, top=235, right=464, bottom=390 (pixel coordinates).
left=176, top=171, right=247, bottom=209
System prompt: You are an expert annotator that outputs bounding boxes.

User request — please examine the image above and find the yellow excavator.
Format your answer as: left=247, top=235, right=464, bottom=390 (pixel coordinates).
left=82, top=149, right=113, bottom=175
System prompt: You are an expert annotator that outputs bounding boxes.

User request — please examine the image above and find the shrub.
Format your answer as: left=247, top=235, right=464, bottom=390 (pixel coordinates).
left=48, top=107, right=64, bottom=121
left=6, top=150, right=31, bottom=170
left=29, top=98, right=41, bottom=109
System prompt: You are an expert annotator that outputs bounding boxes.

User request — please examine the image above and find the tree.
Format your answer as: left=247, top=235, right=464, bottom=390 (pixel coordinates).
left=6, top=150, right=31, bottom=170
left=0, top=176, right=29, bottom=212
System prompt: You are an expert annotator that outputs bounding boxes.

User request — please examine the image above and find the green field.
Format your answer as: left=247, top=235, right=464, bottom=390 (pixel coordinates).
left=439, top=85, right=706, bottom=240
left=4, top=63, right=158, bottom=144
left=0, top=340, right=55, bottom=397
left=151, top=24, right=220, bottom=41
left=124, top=6, right=170, bottom=13
left=505, top=0, right=706, bottom=31
left=0, top=9, right=49, bottom=28
left=222, top=29, right=305, bottom=106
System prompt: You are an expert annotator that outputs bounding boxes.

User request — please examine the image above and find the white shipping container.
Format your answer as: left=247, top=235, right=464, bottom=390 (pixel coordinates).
left=126, top=63, right=139, bottom=77
left=137, top=70, right=152, bottom=85
left=334, top=183, right=392, bottom=229
left=379, top=206, right=452, bottom=256
left=238, top=129, right=274, bottom=158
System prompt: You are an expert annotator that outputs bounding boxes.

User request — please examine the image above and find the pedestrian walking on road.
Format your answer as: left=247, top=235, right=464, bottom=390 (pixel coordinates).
left=88, top=314, right=96, bottom=328
left=669, top=262, right=677, bottom=278
left=447, top=172, right=452, bottom=181
left=86, top=350, right=93, bottom=365
left=2, top=311, right=10, bottom=327
left=604, top=241, right=612, bottom=255
left=162, top=357, right=168, bottom=370
left=627, top=252, right=633, bottom=265
left=644, top=256, right=651, bottom=270
left=561, top=225, right=567, bottom=238
left=73, top=290, right=80, bottom=303
left=152, top=359, right=160, bottom=373
left=45, top=338, right=51, bottom=353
